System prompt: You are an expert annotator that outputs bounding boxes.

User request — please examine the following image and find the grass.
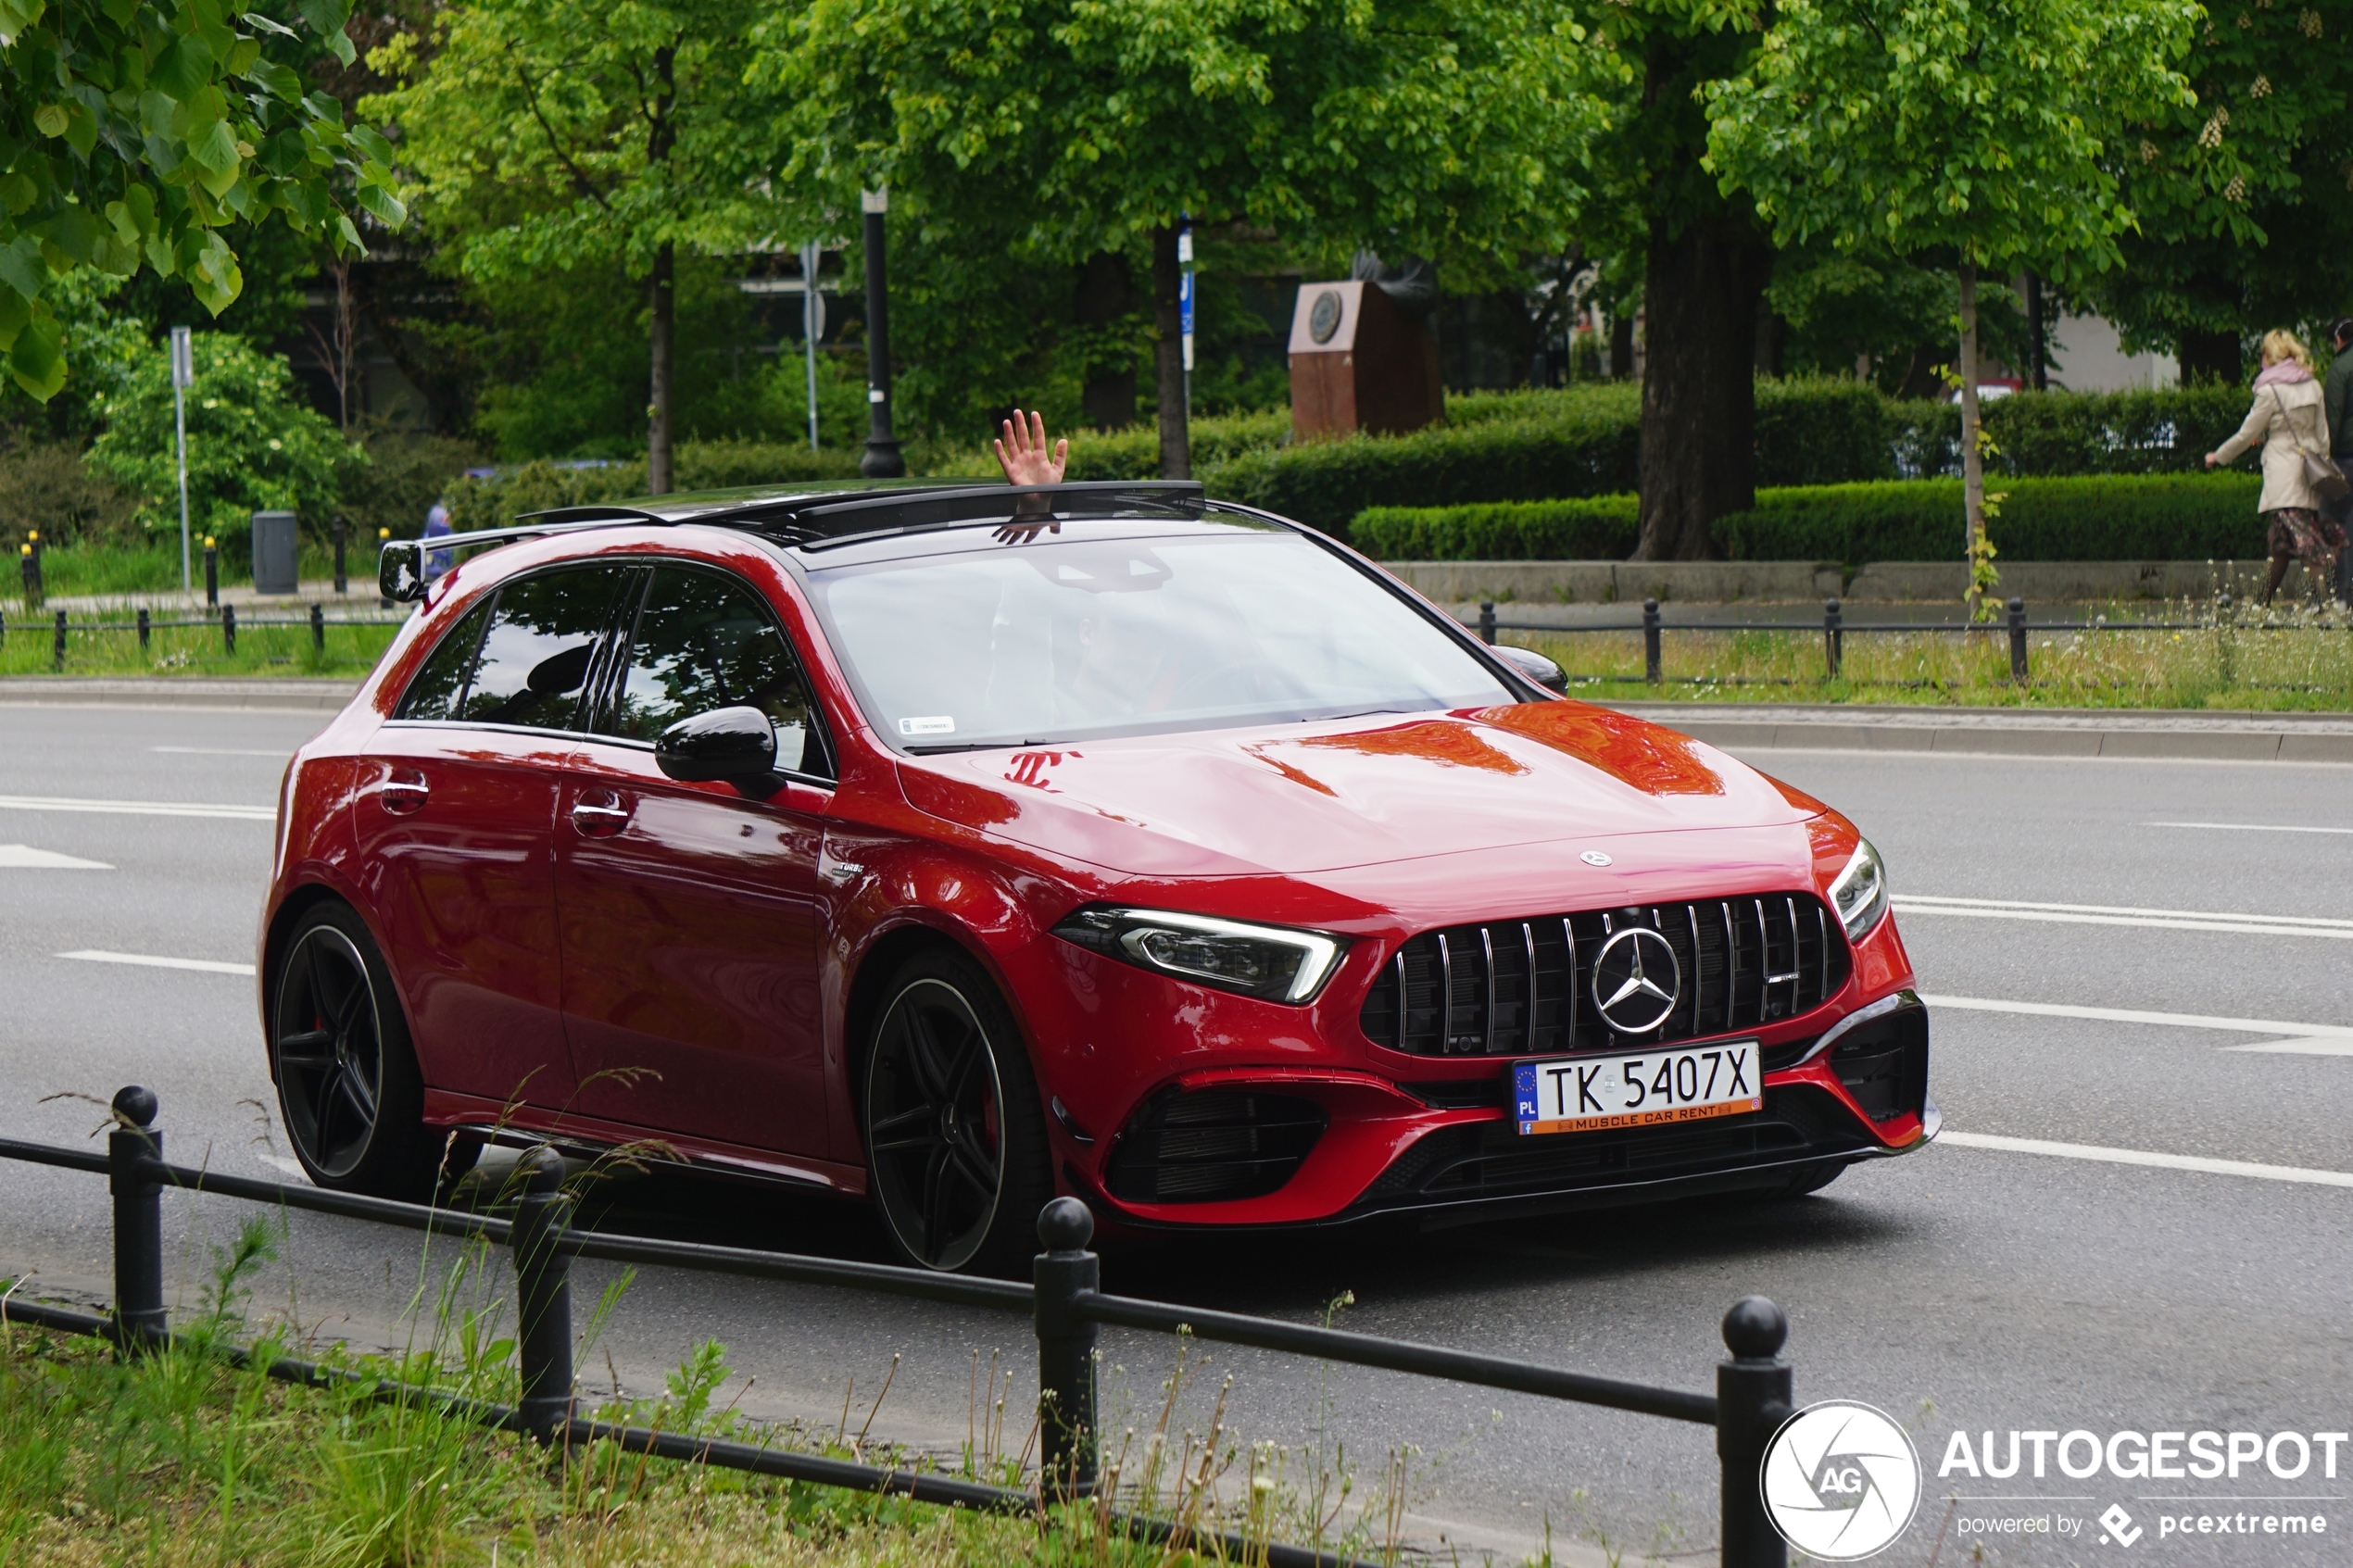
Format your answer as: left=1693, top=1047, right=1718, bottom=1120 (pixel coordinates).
left=0, top=609, right=401, bottom=679
left=17, top=541, right=357, bottom=600
left=0, top=1200, right=1491, bottom=1568
left=1511, top=606, right=2353, bottom=710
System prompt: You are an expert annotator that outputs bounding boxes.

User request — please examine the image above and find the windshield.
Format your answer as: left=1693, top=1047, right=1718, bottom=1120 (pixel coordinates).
left=807, top=521, right=1516, bottom=750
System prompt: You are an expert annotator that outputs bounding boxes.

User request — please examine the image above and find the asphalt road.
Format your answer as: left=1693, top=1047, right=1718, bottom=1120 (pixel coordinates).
left=1, top=701, right=2348, bottom=1568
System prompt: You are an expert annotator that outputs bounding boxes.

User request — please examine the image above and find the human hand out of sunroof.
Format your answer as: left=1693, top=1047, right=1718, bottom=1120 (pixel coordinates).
left=993, top=408, right=1067, bottom=486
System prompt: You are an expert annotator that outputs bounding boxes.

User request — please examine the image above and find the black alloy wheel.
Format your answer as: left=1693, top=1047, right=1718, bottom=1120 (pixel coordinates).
left=862, top=953, right=1051, bottom=1273
left=271, top=905, right=436, bottom=1198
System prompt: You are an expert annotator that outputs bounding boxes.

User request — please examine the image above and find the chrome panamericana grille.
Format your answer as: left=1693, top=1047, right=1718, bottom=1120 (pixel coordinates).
left=1358, top=895, right=1848, bottom=1057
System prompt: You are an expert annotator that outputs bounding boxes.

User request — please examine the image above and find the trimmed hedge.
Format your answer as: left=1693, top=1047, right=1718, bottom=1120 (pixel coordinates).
left=447, top=441, right=865, bottom=533
left=1356, top=471, right=2270, bottom=565
left=445, top=383, right=2271, bottom=546
left=1351, top=496, right=1640, bottom=561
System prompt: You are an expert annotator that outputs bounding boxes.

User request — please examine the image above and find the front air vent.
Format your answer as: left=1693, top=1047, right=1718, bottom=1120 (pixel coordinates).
left=1830, top=1005, right=1930, bottom=1123
left=1359, top=895, right=1848, bottom=1058
left=1104, top=1089, right=1327, bottom=1204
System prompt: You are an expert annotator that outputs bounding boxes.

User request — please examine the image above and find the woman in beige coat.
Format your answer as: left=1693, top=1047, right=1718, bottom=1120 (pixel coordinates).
left=2206, top=328, right=2346, bottom=605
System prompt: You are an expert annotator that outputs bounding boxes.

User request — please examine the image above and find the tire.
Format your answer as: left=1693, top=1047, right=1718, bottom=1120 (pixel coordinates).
left=1774, top=1160, right=1848, bottom=1198
left=270, top=902, right=441, bottom=1200
left=861, top=948, right=1053, bottom=1273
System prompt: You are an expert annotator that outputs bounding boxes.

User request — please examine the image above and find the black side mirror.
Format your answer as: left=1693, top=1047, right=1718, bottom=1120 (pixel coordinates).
left=1491, top=643, right=1568, bottom=695
left=655, top=706, right=777, bottom=783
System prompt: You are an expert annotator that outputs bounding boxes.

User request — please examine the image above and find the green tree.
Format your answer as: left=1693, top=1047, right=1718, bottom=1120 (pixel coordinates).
left=1705, top=0, right=2198, bottom=605
left=2089, top=0, right=2353, bottom=382
left=87, top=331, right=359, bottom=552
left=0, top=0, right=404, bottom=401
left=1568, top=0, right=1775, bottom=561
left=365, top=0, right=784, bottom=492
left=756, top=0, right=1600, bottom=478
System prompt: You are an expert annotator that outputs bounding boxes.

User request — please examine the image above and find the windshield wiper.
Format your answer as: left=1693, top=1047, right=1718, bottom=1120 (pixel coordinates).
left=903, top=738, right=1060, bottom=755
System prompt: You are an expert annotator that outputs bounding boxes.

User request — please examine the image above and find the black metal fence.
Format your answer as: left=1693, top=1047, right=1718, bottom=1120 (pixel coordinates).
left=0, top=604, right=401, bottom=665
left=1, top=1085, right=1797, bottom=1568
left=1472, top=594, right=2328, bottom=685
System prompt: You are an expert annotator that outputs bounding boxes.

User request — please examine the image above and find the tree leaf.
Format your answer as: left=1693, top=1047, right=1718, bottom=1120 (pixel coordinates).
left=0, top=0, right=46, bottom=47
left=40, top=204, right=102, bottom=263
left=151, top=33, right=216, bottom=100
left=247, top=56, right=302, bottom=101
left=185, top=115, right=241, bottom=174
left=8, top=309, right=67, bottom=401
left=0, top=235, right=46, bottom=301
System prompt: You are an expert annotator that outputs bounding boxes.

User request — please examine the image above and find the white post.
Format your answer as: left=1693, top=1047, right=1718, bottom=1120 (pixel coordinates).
left=1177, top=220, right=1194, bottom=419
left=170, top=327, right=193, bottom=598
left=801, top=241, right=822, bottom=453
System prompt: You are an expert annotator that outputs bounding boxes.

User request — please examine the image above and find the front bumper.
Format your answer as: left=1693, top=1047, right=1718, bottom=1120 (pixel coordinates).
left=1065, top=989, right=1933, bottom=1234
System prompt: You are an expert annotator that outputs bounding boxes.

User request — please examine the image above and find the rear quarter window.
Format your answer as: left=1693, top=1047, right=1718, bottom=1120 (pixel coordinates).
left=395, top=601, right=492, bottom=721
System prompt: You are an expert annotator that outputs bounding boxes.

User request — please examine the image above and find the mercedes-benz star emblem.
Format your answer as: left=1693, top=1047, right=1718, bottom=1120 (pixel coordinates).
left=1591, top=926, right=1680, bottom=1035
left=1580, top=850, right=1613, bottom=866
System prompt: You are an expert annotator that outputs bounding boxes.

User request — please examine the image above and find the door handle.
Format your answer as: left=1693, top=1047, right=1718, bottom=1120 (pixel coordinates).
left=570, top=790, right=632, bottom=837
left=381, top=770, right=428, bottom=816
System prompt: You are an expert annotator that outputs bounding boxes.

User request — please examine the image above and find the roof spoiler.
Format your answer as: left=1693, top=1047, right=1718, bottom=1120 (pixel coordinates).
left=376, top=509, right=673, bottom=603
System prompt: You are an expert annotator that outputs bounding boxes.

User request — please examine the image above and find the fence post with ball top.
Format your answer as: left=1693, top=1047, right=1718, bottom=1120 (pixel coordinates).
left=1034, top=1198, right=1101, bottom=1502
left=1718, top=1296, right=1792, bottom=1568
left=107, top=1085, right=167, bottom=1355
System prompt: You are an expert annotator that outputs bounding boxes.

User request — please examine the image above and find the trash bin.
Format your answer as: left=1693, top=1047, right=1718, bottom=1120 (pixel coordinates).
left=251, top=510, right=299, bottom=596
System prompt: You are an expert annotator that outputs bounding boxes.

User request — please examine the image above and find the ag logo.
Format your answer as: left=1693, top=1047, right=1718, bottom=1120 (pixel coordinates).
left=1760, top=1400, right=1921, bottom=1561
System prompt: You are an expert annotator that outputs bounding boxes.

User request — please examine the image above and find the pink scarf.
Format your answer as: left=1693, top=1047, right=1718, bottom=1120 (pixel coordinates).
left=2253, top=359, right=2313, bottom=389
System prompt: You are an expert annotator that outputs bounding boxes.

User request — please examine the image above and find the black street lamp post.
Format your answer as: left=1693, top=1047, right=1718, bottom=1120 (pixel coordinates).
left=860, top=189, right=905, bottom=478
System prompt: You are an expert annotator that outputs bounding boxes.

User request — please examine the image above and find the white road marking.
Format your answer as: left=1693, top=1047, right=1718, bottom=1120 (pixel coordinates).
left=1941, top=1131, right=2353, bottom=1190
left=2146, top=821, right=2353, bottom=835
left=253, top=1151, right=309, bottom=1179
left=0, top=845, right=112, bottom=870
left=1923, top=993, right=2353, bottom=1040
left=0, top=794, right=273, bottom=822
left=2222, top=1038, right=2353, bottom=1058
left=57, top=949, right=256, bottom=976
left=1898, top=894, right=2353, bottom=940
left=150, top=746, right=291, bottom=758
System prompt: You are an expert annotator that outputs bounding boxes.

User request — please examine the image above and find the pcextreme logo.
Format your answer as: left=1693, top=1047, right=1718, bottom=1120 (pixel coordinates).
left=1761, top=1400, right=1923, bottom=1561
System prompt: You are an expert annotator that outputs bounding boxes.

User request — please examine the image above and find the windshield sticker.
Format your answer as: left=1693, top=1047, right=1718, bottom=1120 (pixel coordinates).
left=899, top=716, right=956, bottom=736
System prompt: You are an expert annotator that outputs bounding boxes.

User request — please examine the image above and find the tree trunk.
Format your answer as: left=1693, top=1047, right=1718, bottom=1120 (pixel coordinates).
left=648, top=240, right=675, bottom=494
left=1151, top=225, right=1189, bottom=480
left=2023, top=270, right=2048, bottom=391
left=1609, top=311, right=1634, bottom=381
left=645, top=44, right=678, bottom=494
left=1076, top=250, right=1137, bottom=431
left=2178, top=328, right=2243, bottom=386
left=1633, top=210, right=1772, bottom=560
left=1959, top=259, right=1986, bottom=611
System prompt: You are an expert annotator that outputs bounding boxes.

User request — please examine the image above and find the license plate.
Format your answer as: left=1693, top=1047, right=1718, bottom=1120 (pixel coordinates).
left=1512, top=1040, right=1761, bottom=1135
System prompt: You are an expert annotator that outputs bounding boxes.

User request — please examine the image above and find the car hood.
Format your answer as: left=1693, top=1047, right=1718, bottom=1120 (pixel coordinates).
left=894, top=700, right=1822, bottom=878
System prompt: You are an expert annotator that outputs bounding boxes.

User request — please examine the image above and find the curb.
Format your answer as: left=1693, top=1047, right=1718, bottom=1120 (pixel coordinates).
left=0, top=678, right=364, bottom=712
left=1601, top=702, right=2353, bottom=763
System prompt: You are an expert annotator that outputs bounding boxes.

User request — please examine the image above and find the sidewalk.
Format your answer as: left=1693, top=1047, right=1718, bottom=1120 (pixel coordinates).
left=19, top=580, right=409, bottom=621
left=1600, top=701, right=2353, bottom=762
left=5, top=676, right=2348, bottom=755
left=0, top=676, right=366, bottom=711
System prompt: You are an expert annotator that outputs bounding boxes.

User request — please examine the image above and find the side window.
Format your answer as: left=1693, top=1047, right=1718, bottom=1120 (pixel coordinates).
left=455, top=567, right=626, bottom=731
left=395, top=600, right=493, bottom=721
left=603, top=566, right=830, bottom=777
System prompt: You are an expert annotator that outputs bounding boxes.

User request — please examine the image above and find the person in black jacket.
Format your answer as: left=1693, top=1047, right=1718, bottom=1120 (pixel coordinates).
left=2325, top=318, right=2353, bottom=603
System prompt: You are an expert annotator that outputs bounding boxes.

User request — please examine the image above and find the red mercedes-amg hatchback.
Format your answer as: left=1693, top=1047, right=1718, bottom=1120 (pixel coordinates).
left=258, top=479, right=1931, bottom=1272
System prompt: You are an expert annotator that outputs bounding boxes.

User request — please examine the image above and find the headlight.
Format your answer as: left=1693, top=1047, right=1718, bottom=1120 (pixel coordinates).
left=1051, top=905, right=1348, bottom=1003
left=1828, top=837, right=1889, bottom=942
